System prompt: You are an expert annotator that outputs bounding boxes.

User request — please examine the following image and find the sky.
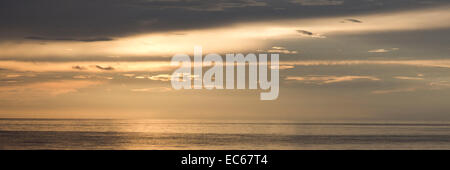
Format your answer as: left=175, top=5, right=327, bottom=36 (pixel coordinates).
left=0, top=0, right=450, bottom=121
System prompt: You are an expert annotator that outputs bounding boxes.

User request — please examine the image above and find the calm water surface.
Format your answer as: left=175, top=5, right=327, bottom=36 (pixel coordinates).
left=1, top=119, right=449, bottom=149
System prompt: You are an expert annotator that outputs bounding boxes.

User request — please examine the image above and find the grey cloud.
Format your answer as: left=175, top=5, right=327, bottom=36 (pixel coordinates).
left=95, top=65, right=115, bottom=71
left=140, top=0, right=267, bottom=11
left=290, top=0, right=344, bottom=6
left=343, top=18, right=362, bottom=23
left=25, top=36, right=114, bottom=42
left=78, top=37, right=114, bottom=42
left=296, top=30, right=326, bottom=38
left=0, top=0, right=448, bottom=41
left=297, top=30, right=314, bottom=36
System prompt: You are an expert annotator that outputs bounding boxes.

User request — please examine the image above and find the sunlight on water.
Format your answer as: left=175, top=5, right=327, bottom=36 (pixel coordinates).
left=1, top=119, right=449, bottom=150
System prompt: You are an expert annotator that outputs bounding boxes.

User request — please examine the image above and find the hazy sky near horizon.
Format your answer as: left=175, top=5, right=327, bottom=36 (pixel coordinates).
left=1, top=0, right=450, bottom=121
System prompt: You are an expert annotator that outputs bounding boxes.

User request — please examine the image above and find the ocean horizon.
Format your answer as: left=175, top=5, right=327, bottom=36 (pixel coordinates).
left=1, top=118, right=449, bottom=150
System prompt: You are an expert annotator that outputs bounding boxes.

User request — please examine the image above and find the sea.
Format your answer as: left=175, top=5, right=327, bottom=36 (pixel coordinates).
left=1, top=118, right=449, bottom=150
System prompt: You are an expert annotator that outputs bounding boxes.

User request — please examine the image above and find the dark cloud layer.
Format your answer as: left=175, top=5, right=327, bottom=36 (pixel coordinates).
left=25, top=36, right=114, bottom=42
left=0, top=0, right=448, bottom=40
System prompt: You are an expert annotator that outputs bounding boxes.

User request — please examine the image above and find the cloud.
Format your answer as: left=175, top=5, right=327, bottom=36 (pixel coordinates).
left=122, top=74, right=136, bottom=77
left=0, top=80, right=102, bottom=97
left=291, top=0, right=344, bottom=6
left=73, top=75, right=90, bottom=79
left=127, top=73, right=196, bottom=82
left=140, top=0, right=268, bottom=11
left=369, top=49, right=388, bottom=52
left=148, top=73, right=198, bottom=82
left=4, top=59, right=450, bottom=73
left=95, top=65, right=115, bottom=71
left=368, top=48, right=399, bottom=53
left=0, top=61, right=175, bottom=72
left=280, top=59, right=450, bottom=69
left=372, top=87, right=417, bottom=94
left=0, top=0, right=448, bottom=42
left=149, top=74, right=172, bottom=81
left=296, top=30, right=314, bottom=36
left=122, top=74, right=175, bottom=81
left=342, top=18, right=362, bottom=23
left=394, top=76, right=424, bottom=80
left=5, top=74, right=22, bottom=78
left=429, top=81, right=450, bottom=89
left=1, top=6, right=450, bottom=59
left=286, top=75, right=380, bottom=84
left=25, top=36, right=114, bottom=42
left=296, top=30, right=326, bottom=38
left=135, top=76, right=147, bottom=79
left=271, top=65, right=295, bottom=70
left=257, top=46, right=299, bottom=54
left=372, top=80, right=450, bottom=94
left=131, top=87, right=172, bottom=92
left=72, top=75, right=113, bottom=80
left=72, top=65, right=86, bottom=70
